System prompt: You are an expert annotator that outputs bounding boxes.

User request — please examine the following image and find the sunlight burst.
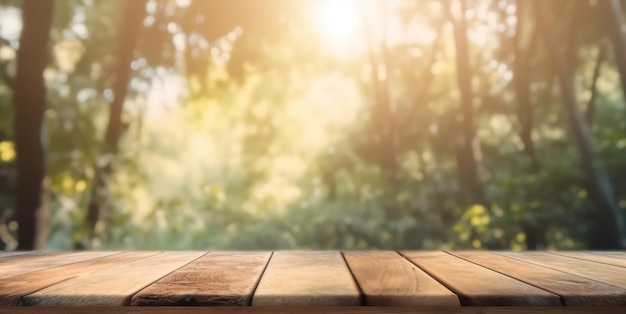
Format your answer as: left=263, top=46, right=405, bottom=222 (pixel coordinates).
left=316, top=0, right=361, bottom=41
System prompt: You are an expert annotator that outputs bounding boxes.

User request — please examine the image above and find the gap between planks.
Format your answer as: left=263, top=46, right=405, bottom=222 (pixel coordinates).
left=547, top=251, right=626, bottom=268
left=494, top=251, right=626, bottom=290
left=399, top=251, right=561, bottom=306
left=251, top=251, right=361, bottom=306
left=446, top=251, right=626, bottom=306
left=1, top=251, right=625, bottom=308
left=0, top=251, right=122, bottom=280
left=1, top=306, right=626, bottom=313
left=21, top=252, right=207, bottom=306
left=131, top=252, right=273, bottom=306
left=0, top=252, right=161, bottom=306
left=343, top=251, right=460, bottom=306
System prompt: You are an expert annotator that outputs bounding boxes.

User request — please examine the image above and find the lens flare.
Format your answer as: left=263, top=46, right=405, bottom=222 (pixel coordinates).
left=316, top=0, right=360, bottom=41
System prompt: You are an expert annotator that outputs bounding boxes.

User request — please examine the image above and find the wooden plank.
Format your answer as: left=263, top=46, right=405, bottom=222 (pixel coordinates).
left=131, top=252, right=272, bottom=306
left=0, top=251, right=63, bottom=263
left=0, top=251, right=118, bottom=279
left=496, top=252, right=626, bottom=289
left=0, top=251, right=37, bottom=258
left=450, top=251, right=626, bottom=306
left=0, top=251, right=159, bottom=306
left=400, top=251, right=560, bottom=306
left=343, top=251, right=460, bottom=306
left=251, top=251, right=361, bottom=306
left=549, top=251, right=626, bottom=268
left=588, top=251, right=626, bottom=259
left=22, top=251, right=206, bottom=306
left=1, top=306, right=625, bottom=314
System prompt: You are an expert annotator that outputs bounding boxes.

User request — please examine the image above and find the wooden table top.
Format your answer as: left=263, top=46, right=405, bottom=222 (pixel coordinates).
left=0, top=250, right=624, bottom=312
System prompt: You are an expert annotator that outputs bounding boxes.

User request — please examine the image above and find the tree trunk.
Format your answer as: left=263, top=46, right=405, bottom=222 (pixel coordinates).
left=513, top=1, right=541, bottom=173
left=513, top=1, right=544, bottom=249
left=378, top=3, right=399, bottom=177
left=533, top=0, right=626, bottom=249
left=363, top=6, right=397, bottom=176
left=599, top=0, right=626, bottom=105
left=587, top=42, right=607, bottom=125
left=443, top=0, right=486, bottom=205
left=13, top=0, right=55, bottom=250
left=83, top=0, right=147, bottom=244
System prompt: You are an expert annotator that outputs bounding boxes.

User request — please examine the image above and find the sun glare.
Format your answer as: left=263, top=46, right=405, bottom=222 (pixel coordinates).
left=316, top=0, right=361, bottom=42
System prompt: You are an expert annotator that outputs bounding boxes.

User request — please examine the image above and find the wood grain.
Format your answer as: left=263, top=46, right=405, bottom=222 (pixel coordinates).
left=548, top=251, right=626, bottom=268
left=0, top=251, right=118, bottom=279
left=400, top=251, right=560, bottom=306
left=496, top=251, right=626, bottom=289
left=251, top=251, right=361, bottom=306
left=0, top=251, right=621, bottom=309
left=450, top=251, right=626, bottom=306
left=0, top=251, right=37, bottom=258
left=0, top=251, right=62, bottom=263
left=588, top=251, right=626, bottom=259
left=0, top=251, right=158, bottom=306
left=131, top=252, right=272, bottom=306
left=22, top=251, right=206, bottom=306
left=343, top=251, right=460, bottom=306
left=2, top=307, right=625, bottom=314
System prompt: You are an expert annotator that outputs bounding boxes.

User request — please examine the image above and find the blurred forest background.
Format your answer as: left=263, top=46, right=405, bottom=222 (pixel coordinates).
left=1, top=0, right=626, bottom=251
